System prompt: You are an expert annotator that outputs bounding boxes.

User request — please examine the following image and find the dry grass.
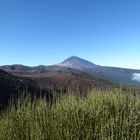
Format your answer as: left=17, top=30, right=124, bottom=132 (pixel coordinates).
left=0, top=90, right=140, bottom=140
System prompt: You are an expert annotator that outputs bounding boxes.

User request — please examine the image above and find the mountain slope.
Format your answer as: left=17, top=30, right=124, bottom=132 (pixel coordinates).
left=57, top=56, right=140, bottom=85
left=0, top=70, right=53, bottom=109
left=1, top=56, right=140, bottom=86
left=83, top=66, right=140, bottom=85
left=57, top=56, right=98, bottom=69
left=0, top=64, right=78, bottom=76
left=0, top=69, right=121, bottom=109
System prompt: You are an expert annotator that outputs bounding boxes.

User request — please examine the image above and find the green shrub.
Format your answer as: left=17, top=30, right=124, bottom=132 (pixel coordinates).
left=0, top=90, right=140, bottom=140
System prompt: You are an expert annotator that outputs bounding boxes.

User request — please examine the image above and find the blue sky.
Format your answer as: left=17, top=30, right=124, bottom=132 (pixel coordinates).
left=0, top=0, right=140, bottom=69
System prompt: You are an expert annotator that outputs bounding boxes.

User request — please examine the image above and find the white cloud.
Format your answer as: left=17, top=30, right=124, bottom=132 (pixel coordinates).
left=132, top=73, right=140, bottom=82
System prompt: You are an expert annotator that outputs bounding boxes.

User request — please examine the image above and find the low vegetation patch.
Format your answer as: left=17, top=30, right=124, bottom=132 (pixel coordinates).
left=0, top=90, right=140, bottom=140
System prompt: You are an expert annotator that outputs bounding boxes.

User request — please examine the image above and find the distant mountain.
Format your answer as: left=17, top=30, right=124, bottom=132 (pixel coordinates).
left=1, top=56, right=140, bottom=86
left=57, top=56, right=98, bottom=69
left=83, top=66, right=140, bottom=85
left=56, top=56, right=140, bottom=85
left=1, top=64, right=32, bottom=71
left=0, top=64, right=33, bottom=75
left=0, top=64, right=78, bottom=76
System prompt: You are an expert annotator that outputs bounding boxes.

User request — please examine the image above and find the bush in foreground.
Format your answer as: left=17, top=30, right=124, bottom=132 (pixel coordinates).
left=0, top=90, right=140, bottom=140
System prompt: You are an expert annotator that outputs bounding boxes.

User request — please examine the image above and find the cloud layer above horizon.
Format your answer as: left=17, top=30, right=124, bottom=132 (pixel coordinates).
left=132, top=73, right=140, bottom=82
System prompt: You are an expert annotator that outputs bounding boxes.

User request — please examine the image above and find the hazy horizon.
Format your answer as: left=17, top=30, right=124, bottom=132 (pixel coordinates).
left=0, top=0, right=140, bottom=69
